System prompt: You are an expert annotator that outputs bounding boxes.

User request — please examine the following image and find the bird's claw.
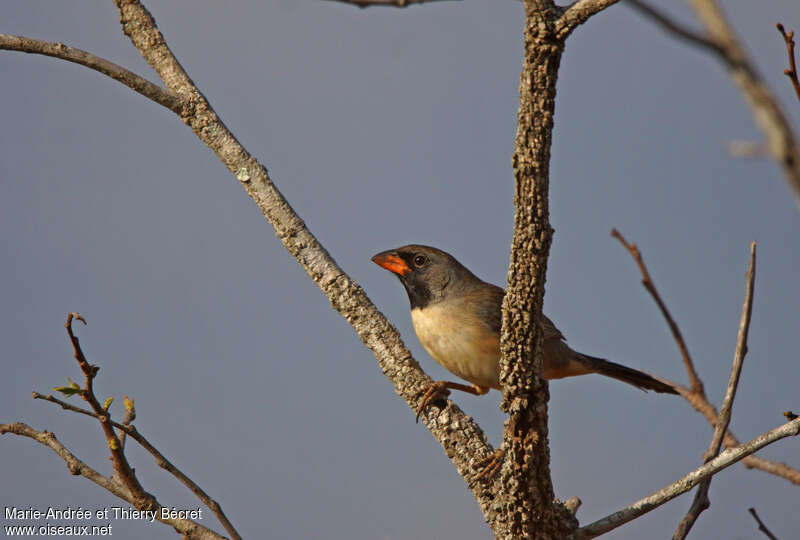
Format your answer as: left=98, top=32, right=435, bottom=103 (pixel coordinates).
left=474, top=448, right=505, bottom=482
left=415, top=381, right=450, bottom=423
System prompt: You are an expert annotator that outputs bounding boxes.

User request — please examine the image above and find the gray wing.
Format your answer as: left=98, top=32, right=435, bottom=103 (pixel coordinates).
left=472, top=283, right=566, bottom=344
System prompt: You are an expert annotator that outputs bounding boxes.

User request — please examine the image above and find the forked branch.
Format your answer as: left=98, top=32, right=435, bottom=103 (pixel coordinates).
left=575, top=416, right=800, bottom=538
left=0, top=422, right=225, bottom=540
left=0, top=34, right=182, bottom=113
left=613, top=230, right=800, bottom=486
left=673, top=243, right=756, bottom=539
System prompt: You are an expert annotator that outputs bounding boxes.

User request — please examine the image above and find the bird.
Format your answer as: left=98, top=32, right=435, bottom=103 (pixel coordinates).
left=372, top=244, right=677, bottom=421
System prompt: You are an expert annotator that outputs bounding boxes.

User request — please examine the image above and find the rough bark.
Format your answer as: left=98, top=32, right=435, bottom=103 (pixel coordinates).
left=492, top=2, right=572, bottom=537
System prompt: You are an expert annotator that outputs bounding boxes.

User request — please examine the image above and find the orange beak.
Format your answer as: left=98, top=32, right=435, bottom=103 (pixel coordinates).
left=371, top=251, right=411, bottom=276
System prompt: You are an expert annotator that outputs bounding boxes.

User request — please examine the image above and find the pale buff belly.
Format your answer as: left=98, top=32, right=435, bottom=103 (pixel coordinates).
left=410, top=304, right=501, bottom=390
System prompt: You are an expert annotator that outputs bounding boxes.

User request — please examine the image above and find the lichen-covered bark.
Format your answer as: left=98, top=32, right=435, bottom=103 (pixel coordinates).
left=111, top=0, right=498, bottom=512
left=490, top=2, right=575, bottom=537
left=111, top=0, right=620, bottom=536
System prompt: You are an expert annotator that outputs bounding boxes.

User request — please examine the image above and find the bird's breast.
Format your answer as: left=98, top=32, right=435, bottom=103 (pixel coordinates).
left=410, top=303, right=501, bottom=390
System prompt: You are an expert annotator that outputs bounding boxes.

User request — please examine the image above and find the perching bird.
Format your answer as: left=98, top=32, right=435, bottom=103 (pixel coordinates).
left=372, top=244, right=676, bottom=420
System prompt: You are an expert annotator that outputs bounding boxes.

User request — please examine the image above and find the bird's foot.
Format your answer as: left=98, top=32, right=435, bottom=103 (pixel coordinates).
left=415, top=381, right=451, bottom=423
left=474, top=448, right=505, bottom=482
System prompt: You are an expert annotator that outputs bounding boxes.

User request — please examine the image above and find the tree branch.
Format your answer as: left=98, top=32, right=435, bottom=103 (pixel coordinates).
left=557, top=0, right=623, bottom=37
left=748, top=507, right=779, bottom=540
left=611, top=229, right=703, bottom=394
left=104, top=0, right=496, bottom=509
left=0, top=422, right=225, bottom=540
left=625, top=1, right=722, bottom=55
left=0, top=34, right=182, bottom=113
left=675, top=382, right=800, bottom=485
left=323, top=0, right=458, bottom=7
left=628, top=0, right=800, bottom=205
left=575, top=416, right=800, bottom=538
left=489, top=0, right=576, bottom=536
left=673, top=242, right=756, bottom=539
left=31, top=391, right=241, bottom=540
left=777, top=23, right=800, bottom=101
left=612, top=230, right=800, bottom=485
left=63, top=313, right=154, bottom=508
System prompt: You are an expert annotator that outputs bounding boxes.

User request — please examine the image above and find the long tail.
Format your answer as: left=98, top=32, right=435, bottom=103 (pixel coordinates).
left=584, top=355, right=678, bottom=394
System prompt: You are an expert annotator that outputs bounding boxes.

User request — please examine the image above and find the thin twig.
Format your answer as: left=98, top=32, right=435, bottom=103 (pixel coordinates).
left=574, top=416, right=800, bottom=538
left=777, top=23, right=800, bottom=101
left=0, top=422, right=225, bottom=540
left=64, top=313, right=148, bottom=503
left=32, top=392, right=241, bottom=540
left=611, top=229, right=703, bottom=394
left=673, top=243, right=756, bottom=539
left=613, top=231, right=800, bottom=486
left=628, top=0, right=800, bottom=205
left=324, top=0, right=458, bottom=7
left=748, top=507, right=779, bottom=540
left=675, top=382, right=800, bottom=484
left=0, top=34, right=182, bottom=113
left=556, top=0, right=623, bottom=38
left=625, top=0, right=722, bottom=55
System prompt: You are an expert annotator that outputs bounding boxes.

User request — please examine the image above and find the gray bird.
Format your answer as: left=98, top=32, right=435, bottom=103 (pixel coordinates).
left=372, top=244, right=677, bottom=420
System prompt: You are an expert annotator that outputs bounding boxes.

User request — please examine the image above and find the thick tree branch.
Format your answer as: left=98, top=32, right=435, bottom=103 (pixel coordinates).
left=32, top=391, right=240, bottom=540
left=0, top=422, right=225, bottom=540
left=673, top=243, right=756, bottom=539
left=777, top=23, right=800, bottom=101
left=490, top=1, right=581, bottom=536
left=0, top=34, right=182, bottom=113
left=575, top=416, right=800, bottom=538
left=105, top=0, right=497, bottom=512
left=628, top=0, right=800, bottom=205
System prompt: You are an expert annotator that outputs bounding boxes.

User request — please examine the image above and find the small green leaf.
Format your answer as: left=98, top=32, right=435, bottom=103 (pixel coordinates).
left=124, top=395, right=134, bottom=412
left=103, top=397, right=114, bottom=411
left=53, top=386, right=83, bottom=397
left=67, top=377, right=80, bottom=390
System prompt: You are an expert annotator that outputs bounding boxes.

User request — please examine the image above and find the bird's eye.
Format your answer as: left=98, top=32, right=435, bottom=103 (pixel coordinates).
left=413, top=254, right=427, bottom=267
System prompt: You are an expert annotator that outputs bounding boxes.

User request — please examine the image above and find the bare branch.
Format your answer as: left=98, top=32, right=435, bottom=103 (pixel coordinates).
left=673, top=243, right=756, bottom=539
left=575, top=417, right=800, bottom=539
left=323, top=0, right=458, bottom=7
left=749, top=507, right=779, bottom=540
left=0, top=422, right=225, bottom=540
left=628, top=0, right=800, bottom=205
left=105, top=0, right=496, bottom=509
left=64, top=313, right=150, bottom=505
left=611, top=229, right=703, bottom=394
left=777, top=23, right=800, bottom=101
left=32, top=392, right=241, bottom=540
left=613, top=231, right=800, bottom=486
left=706, top=242, right=755, bottom=459
left=0, top=34, right=182, bottom=113
left=625, top=1, right=721, bottom=55
left=676, top=384, right=800, bottom=485
left=557, top=0, right=622, bottom=37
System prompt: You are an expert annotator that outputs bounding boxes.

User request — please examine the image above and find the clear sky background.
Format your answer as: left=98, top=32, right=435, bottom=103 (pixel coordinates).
left=2, top=1, right=799, bottom=539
